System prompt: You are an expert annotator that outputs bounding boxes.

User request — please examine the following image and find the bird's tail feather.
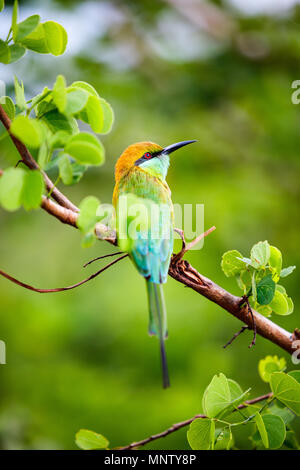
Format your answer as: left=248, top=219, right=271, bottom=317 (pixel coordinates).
left=146, top=280, right=170, bottom=388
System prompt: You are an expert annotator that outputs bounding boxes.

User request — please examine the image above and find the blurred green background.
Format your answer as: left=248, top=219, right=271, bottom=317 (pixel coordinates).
left=0, top=0, right=299, bottom=449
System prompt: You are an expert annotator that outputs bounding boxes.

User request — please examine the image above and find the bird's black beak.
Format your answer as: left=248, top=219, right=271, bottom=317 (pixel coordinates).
left=160, top=140, right=197, bottom=156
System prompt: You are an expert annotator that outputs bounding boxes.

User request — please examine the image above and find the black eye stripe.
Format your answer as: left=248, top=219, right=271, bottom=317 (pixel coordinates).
left=135, top=150, right=161, bottom=166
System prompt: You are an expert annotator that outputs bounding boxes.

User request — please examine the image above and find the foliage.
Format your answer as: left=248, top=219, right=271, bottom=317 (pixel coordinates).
left=0, top=0, right=67, bottom=64
left=221, top=241, right=296, bottom=317
left=258, top=356, right=286, bottom=383
left=75, top=429, right=109, bottom=450
left=0, top=0, right=299, bottom=452
left=0, top=1, right=114, bottom=244
left=75, top=358, right=300, bottom=450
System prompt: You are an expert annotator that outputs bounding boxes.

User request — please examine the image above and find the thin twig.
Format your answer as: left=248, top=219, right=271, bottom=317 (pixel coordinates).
left=83, top=252, right=124, bottom=268
left=242, top=296, right=257, bottom=348
left=118, top=393, right=273, bottom=450
left=172, top=226, right=216, bottom=263
left=223, top=325, right=249, bottom=349
left=0, top=255, right=127, bottom=293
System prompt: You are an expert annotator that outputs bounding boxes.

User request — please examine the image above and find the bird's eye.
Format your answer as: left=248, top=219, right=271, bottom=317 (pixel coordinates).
left=144, top=152, right=151, bottom=159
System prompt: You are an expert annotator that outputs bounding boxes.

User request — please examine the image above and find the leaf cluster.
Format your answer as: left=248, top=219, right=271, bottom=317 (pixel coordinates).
left=0, top=1, right=114, bottom=245
left=187, top=358, right=300, bottom=450
left=221, top=241, right=296, bottom=317
left=74, top=357, right=300, bottom=451
left=0, top=0, right=67, bottom=64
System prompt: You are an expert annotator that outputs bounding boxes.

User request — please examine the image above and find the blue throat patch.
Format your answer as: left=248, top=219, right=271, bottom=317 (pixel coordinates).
left=139, top=154, right=170, bottom=180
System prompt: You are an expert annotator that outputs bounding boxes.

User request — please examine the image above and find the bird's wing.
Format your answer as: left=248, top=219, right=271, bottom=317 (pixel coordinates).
left=116, top=167, right=174, bottom=283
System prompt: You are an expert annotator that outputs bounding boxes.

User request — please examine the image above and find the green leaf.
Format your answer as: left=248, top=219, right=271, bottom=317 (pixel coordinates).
left=1, top=96, right=15, bottom=120
left=232, top=420, right=256, bottom=450
left=81, top=232, right=96, bottom=248
left=82, top=96, right=114, bottom=134
left=0, top=167, right=25, bottom=211
left=261, top=414, right=286, bottom=449
left=41, top=109, right=78, bottom=135
left=0, top=39, right=10, bottom=64
left=0, top=0, right=4, bottom=13
left=288, top=370, right=300, bottom=384
left=12, top=0, right=18, bottom=40
left=65, top=132, right=105, bottom=165
left=270, top=372, right=300, bottom=416
left=65, top=87, right=89, bottom=115
left=43, top=21, right=67, bottom=56
left=256, top=274, right=276, bottom=305
left=83, top=95, right=104, bottom=133
left=10, top=115, right=43, bottom=148
left=221, top=250, right=245, bottom=277
left=31, top=87, right=52, bottom=108
left=237, top=257, right=252, bottom=266
left=14, top=76, right=27, bottom=110
left=36, top=99, right=56, bottom=118
left=52, top=75, right=67, bottom=113
left=285, top=430, right=300, bottom=450
left=276, top=284, right=286, bottom=295
left=258, top=356, right=286, bottom=383
left=98, top=98, right=114, bottom=134
left=202, top=373, right=230, bottom=418
left=9, top=44, right=26, bottom=63
left=202, top=374, right=249, bottom=419
left=49, top=130, right=71, bottom=149
left=214, top=428, right=234, bottom=450
left=19, top=23, right=48, bottom=53
left=270, top=404, right=295, bottom=425
left=77, top=196, right=101, bottom=233
left=251, top=271, right=257, bottom=302
left=22, top=170, right=44, bottom=210
left=255, top=412, right=269, bottom=448
left=269, top=289, right=289, bottom=315
left=37, top=141, right=48, bottom=168
left=285, top=296, right=294, bottom=315
left=280, top=266, right=296, bottom=278
left=15, top=14, right=40, bottom=42
left=256, top=304, right=272, bottom=316
left=58, top=154, right=73, bottom=185
left=250, top=240, right=270, bottom=268
left=269, top=246, right=282, bottom=274
left=75, top=429, right=109, bottom=450
left=226, top=379, right=250, bottom=416
left=71, top=81, right=99, bottom=98
left=187, top=418, right=215, bottom=450
left=70, top=163, right=86, bottom=185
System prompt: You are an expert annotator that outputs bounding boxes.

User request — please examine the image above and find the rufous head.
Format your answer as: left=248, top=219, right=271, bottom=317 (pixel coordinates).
left=115, top=140, right=197, bottom=182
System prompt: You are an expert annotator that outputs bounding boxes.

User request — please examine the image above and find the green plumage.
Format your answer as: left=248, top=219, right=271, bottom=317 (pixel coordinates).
left=115, top=166, right=174, bottom=388
left=116, top=167, right=173, bottom=279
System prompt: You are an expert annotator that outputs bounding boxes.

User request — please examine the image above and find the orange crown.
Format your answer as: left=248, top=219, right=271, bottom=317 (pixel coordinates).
left=114, top=141, right=163, bottom=183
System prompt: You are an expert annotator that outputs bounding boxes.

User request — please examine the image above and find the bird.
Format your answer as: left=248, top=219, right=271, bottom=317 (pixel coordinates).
left=113, top=140, right=196, bottom=388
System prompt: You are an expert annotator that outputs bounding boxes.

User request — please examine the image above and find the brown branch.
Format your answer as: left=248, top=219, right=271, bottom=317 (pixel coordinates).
left=0, top=104, right=78, bottom=212
left=118, top=392, right=273, bottom=450
left=168, top=257, right=295, bottom=354
left=0, top=110, right=297, bottom=356
left=41, top=196, right=78, bottom=226
left=41, top=196, right=116, bottom=243
left=1, top=166, right=296, bottom=355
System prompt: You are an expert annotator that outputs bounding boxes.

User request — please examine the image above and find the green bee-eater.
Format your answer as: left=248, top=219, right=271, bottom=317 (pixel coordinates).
left=113, top=140, right=196, bottom=387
